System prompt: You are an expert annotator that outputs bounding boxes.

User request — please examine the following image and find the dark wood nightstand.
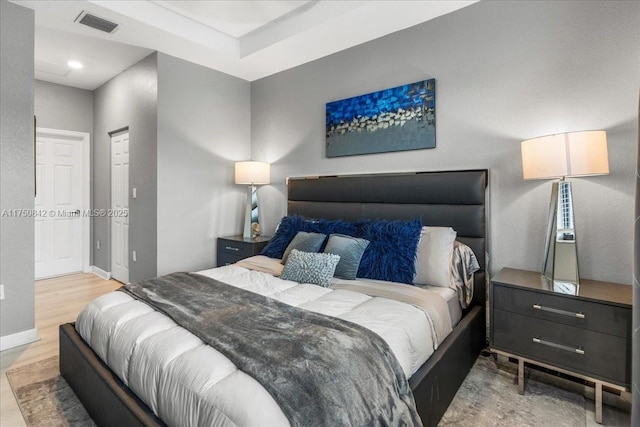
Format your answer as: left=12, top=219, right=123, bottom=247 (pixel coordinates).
left=490, top=268, right=632, bottom=424
left=217, top=235, right=271, bottom=267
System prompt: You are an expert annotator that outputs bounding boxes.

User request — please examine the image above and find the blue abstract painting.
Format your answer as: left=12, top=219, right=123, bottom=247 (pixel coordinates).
left=325, top=79, right=435, bottom=157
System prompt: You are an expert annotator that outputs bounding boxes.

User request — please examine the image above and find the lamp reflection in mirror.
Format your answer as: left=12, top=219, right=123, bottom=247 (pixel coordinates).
left=521, top=130, right=609, bottom=286
left=235, top=161, right=270, bottom=239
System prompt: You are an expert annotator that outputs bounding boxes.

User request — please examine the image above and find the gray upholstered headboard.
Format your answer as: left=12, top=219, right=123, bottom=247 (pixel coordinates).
left=286, top=169, right=489, bottom=308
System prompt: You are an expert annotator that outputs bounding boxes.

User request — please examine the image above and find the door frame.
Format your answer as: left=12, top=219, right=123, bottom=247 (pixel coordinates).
left=35, top=127, right=91, bottom=275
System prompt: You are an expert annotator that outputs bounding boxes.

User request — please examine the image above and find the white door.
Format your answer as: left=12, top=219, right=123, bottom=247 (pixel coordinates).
left=35, top=133, right=84, bottom=278
left=111, top=131, right=129, bottom=283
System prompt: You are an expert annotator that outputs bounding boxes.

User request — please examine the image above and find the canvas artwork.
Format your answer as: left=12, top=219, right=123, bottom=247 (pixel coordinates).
left=325, top=79, right=435, bottom=157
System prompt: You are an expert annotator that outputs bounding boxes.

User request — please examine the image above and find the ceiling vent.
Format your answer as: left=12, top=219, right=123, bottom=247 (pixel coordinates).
left=74, top=11, right=119, bottom=34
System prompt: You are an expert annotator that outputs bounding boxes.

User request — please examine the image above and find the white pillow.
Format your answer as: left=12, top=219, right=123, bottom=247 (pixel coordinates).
left=413, top=226, right=457, bottom=287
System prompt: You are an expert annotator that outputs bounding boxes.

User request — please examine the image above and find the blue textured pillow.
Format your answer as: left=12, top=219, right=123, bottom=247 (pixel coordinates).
left=261, top=215, right=358, bottom=259
left=282, top=231, right=327, bottom=263
left=323, top=234, right=370, bottom=280
left=356, top=218, right=423, bottom=284
left=280, top=249, right=340, bottom=287
left=261, top=215, right=422, bottom=284
left=261, top=215, right=310, bottom=259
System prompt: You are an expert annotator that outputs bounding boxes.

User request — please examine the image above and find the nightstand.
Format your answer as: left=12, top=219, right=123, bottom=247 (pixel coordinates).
left=490, top=267, right=632, bottom=424
left=217, top=235, right=271, bottom=267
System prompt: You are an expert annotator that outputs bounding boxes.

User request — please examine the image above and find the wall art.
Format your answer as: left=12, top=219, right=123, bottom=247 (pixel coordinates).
left=325, top=79, right=435, bottom=157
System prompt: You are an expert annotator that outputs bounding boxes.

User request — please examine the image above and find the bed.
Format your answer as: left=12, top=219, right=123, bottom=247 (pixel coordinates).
left=59, top=169, right=489, bottom=427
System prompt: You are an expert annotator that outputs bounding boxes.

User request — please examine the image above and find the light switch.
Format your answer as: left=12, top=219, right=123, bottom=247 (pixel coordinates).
left=133, top=188, right=137, bottom=199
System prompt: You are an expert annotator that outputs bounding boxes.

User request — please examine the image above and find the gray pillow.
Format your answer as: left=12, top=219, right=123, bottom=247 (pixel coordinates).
left=323, top=234, right=370, bottom=280
left=413, top=226, right=456, bottom=287
left=281, top=231, right=327, bottom=263
left=280, top=249, right=340, bottom=287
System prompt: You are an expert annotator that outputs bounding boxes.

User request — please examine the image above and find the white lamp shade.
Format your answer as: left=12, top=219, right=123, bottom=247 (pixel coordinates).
left=521, top=130, right=609, bottom=180
left=235, top=161, right=270, bottom=185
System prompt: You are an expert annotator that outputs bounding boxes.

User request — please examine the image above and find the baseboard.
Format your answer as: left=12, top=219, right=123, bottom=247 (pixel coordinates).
left=92, top=266, right=111, bottom=280
left=0, top=328, right=39, bottom=351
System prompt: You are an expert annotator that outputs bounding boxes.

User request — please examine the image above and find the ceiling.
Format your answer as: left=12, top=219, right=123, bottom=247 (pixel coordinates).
left=13, top=0, right=477, bottom=91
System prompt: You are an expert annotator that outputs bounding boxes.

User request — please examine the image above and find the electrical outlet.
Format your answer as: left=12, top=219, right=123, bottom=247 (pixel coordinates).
left=97, top=240, right=101, bottom=250
left=132, top=251, right=137, bottom=262
left=0, top=285, right=5, bottom=300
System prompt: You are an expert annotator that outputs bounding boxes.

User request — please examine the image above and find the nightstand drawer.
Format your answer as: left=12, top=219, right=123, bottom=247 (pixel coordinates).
left=493, top=284, right=630, bottom=338
left=217, top=240, right=255, bottom=258
left=216, top=235, right=271, bottom=267
left=493, top=309, right=630, bottom=386
left=217, top=253, right=246, bottom=266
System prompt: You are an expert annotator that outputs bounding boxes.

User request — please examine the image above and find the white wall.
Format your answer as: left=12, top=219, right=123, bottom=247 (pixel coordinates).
left=156, top=53, right=251, bottom=274
left=251, top=0, right=640, bottom=284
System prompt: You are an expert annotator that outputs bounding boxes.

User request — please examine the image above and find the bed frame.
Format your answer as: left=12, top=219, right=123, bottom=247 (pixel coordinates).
left=59, top=169, right=488, bottom=427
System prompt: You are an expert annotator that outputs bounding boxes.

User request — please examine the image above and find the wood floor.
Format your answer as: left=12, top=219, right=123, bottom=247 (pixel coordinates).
left=0, top=273, right=121, bottom=427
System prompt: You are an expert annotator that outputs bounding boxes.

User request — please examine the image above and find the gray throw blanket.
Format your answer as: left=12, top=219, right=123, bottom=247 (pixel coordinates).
left=121, top=272, right=422, bottom=427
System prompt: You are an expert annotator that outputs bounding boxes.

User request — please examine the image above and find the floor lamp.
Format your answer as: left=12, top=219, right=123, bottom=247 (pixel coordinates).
left=235, top=161, right=270, bottom=239
left=521, top=130, right=609, bottom=286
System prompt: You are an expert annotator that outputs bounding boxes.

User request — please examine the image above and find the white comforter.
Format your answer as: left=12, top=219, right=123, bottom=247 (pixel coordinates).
left=76, top=258, right=451, bottom=427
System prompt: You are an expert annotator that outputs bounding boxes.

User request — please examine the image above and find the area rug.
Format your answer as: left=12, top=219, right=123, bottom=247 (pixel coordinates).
left=439, top=354, right=585, bottom=426
left=6, top=356, right=95, bottom=427
left=7, top=354, right=585, bottom=426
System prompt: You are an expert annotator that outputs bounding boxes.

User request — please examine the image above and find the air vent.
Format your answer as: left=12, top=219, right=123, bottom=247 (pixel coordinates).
left=74, top=11, right=119, bottom=34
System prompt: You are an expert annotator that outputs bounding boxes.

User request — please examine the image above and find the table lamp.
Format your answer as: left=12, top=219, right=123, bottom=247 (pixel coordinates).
left=235, top=161, right=270, bottom=239
left=521, top=130, right=609, bottom=285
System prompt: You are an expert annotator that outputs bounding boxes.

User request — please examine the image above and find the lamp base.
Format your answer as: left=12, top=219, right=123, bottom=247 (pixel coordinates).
left=542, top=180, right=579, bottom=285
left=243, top=184, right=259, bottom=239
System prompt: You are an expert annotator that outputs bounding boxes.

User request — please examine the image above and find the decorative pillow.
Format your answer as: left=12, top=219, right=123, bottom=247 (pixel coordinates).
left=282, top=231, right=327, bottom=263
left=280, top=249, right=340, bottom=287
left=261, top=215, right=358, bottom=259
left=413, top=226, right=457, bottom=288
left=261, top=215, right=311, bottom=259
left=356, top=218, right=423, bottom=284
left=323, top=234, right=370, bottom=280
left=262, top=215, right=422, bottom=284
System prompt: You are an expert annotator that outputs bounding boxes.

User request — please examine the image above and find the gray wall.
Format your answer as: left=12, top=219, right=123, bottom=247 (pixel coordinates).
left=251, top=0, right=640, bottom=284
left=632, top=96, right=639, bottom=427
left=157, top=53, right=251, bottom=274
left=34, top=80, right=93, bottom=134
left=0, top=1, right=35, bottom=337
left=93, top=53, right=158, bottom=282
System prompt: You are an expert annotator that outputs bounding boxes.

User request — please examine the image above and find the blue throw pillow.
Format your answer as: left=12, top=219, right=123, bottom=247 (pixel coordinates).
left=262, top=215, right=422, bottom=284
left=356, top=218, right=422, bottom=284
left=323, top=234, right=370, bottom=280
left=261, top=215, right=310, bottom=259
left=282, top=231, right=327, bottom=263
left=261, top=215, right=358, bottom=259
left=280, top=249, right=341, bottom=287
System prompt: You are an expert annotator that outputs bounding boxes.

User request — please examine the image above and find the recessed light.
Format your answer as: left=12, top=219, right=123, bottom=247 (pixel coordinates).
left=67, top=60, right=83, bottom=69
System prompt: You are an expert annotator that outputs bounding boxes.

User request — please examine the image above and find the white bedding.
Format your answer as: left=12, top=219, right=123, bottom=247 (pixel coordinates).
left=76, top=259, right=459, bottom=427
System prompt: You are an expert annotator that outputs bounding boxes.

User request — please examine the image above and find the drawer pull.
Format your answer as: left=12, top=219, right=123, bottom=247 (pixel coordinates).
left=532, top=337, right=585, bottom=355
left=532, top=304, right=585, bottom=319
left=225, top=246, right=240, bottom=251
